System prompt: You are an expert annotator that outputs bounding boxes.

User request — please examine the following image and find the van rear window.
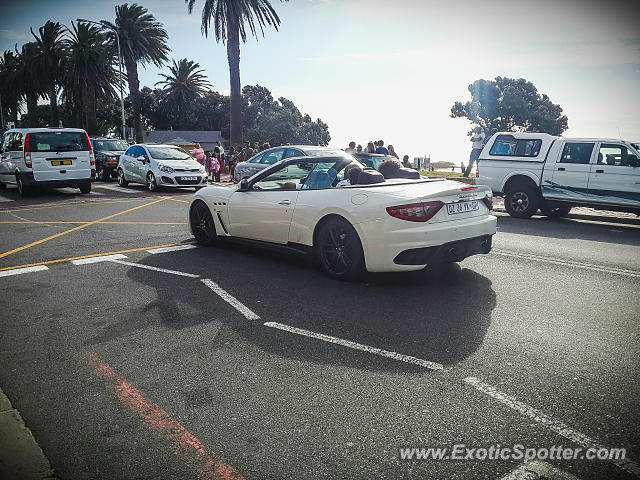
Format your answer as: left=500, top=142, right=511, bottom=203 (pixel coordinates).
left=28, top=132, right=89, bottom=152
left=489, top=135, right=542, bottom=157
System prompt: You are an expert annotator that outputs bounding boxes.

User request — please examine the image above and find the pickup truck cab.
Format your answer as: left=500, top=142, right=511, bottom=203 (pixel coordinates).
left=477, top=132, right=640, bottom=218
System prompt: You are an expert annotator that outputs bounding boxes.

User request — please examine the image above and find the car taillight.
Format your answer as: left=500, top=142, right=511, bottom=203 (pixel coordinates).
left=386, top=201, right=443, bottom=222
left=481, top=194, right=493, bottom=210
left=85, top=133, right=95, bottom=166
left=24, top=133, right=32, bottom=168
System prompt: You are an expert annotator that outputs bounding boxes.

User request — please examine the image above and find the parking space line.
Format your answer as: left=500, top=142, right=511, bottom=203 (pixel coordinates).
left=0, top=197, right=155, bottom=213
left=93, top=184, right=144, bottom=194
left=201, top=279, right=260, bottom=320
left=86, top=353, right=244, bottom=480
left=492, top=249, right=640, bottom=278
left=147, top=245, right=197, bottom=254
left=0, top=221, right=186, bottom=225
left=71, top=254, right=128, bottom=265
left=0, top=198, right=167, bottom=260
left=464, top=377, right=640, bottom=478
left=0, top=242, right=192, bottom=272
left=264, top=321, right=444, bottom=370
left=0, top=265, right=49, bottom=278
left=498, top=461, right=580, bottom=480
left=168, top=197, right=190, bottom=204
left=109, top=259, right=200, bottom=278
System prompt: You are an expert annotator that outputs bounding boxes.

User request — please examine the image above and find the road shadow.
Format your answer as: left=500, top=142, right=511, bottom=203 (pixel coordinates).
left=86, top=243, right=497, bottom=372
left=495, top=214, right=640, bottom=246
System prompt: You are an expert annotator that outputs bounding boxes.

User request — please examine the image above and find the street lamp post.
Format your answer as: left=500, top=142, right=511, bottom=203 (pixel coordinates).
left=77, top=18, right=127, bottom=141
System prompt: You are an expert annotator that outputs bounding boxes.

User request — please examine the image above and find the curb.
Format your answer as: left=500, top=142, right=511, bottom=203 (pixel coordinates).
left=0, top=387, right=57, bottom=480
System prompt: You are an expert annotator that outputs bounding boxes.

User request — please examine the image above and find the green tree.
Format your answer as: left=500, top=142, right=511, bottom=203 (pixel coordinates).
left=185, top=0, right=288, bottom=145
left=0, top=51, right=23, bottom=125
left=451, top=77, right=568, bottom=136
left=30, top=21, right=65, bottom=125
left=102, top=3, right=170, bottom=142
left=62, top=22, right=118, bottom=135
left=155, top=58, right=211, bottom=129
left=17, top=42, right=42, bottom=126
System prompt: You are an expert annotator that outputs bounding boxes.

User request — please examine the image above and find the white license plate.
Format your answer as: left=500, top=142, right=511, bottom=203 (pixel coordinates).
left=181, top=176, right=197, bottom=181
left=447, top=200, right=479, bottom=215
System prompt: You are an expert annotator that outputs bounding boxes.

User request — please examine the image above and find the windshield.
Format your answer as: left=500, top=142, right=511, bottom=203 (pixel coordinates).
left=28, top=132, right=88, bottom=152
left=93, top=140, right=128, bottom=151
left=147, top=146, right=193, bottom=160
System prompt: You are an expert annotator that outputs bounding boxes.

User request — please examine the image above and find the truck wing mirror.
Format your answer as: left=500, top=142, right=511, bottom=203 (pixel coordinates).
left=628, top=155, right=640, bottom=167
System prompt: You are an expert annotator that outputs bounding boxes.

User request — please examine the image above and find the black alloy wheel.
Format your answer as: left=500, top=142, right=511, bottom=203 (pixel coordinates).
left=190, top=200, right=217, bottom=246
left=316, top=217, right=365, bottom=280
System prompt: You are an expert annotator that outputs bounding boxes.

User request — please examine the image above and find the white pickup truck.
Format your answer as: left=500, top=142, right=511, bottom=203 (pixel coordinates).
left=477, top=132, right=640, bottom=218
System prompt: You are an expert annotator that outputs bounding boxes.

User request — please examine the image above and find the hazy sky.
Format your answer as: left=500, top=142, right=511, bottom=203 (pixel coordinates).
left=2, top=0, right=639, bottom=163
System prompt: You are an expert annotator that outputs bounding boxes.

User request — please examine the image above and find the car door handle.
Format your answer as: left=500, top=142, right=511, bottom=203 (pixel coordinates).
left=557, top=167, right=565, bottom=171
left=595, top=169, right=604, bottom=173
left=278, top=200, right=291, bottom=205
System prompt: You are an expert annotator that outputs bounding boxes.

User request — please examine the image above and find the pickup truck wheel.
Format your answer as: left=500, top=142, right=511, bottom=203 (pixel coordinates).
left=540, top=202, right=572, bottom=218
left=505, top=185, right=539, bottom=218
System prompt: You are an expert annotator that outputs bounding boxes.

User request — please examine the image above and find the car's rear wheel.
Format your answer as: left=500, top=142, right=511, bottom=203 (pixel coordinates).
left=316, top=217, right=365, bottom=280
left=118, top=168, right=128, bottom=187
left=540, top=201, right=572, bottom=218
left=97, top=166, right=109, bottom=182
left=505, top=184, right=539, bottom=218
left=79, top=183, right=91, bottom=194
left=16, top=175, right=30, bottom=197
left=146, top=172, right=157, bottom=192
left=190, top=200, right=218, bottom=246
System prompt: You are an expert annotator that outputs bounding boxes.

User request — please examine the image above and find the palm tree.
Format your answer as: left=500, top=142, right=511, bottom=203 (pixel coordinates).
left=102, top=4, right=169, bottom=142
left=17, top=42, right=42, bottom=126
left=185, top=0, right=287, bottom=145
left=30, top=20, right=66, bottom=126
left=63, top=22, right=118, bottom=135
left=156, top=58, right=211, bottom=128
left=0, top=51, right=23, bottom=125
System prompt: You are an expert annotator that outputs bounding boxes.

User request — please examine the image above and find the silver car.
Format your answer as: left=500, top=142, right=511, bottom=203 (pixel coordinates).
left=233, top=145, right=354, bottom=183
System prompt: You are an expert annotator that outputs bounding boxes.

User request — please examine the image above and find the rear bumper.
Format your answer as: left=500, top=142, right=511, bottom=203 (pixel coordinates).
left=356, top=214, right=497, bottom=272
left=19, top=172, right=92, bottom=188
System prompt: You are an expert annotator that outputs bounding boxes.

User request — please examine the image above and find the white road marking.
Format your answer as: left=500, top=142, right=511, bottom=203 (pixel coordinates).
left=93, top=184, right=142, bottom=194
left=492, top=249, right=640, bottom=278
left=464, top=377, right=640, bottom=478
left=0, top=265, right=49, bottom=277
left=146, top=245, right=197, bottom=254
left=264, top=321, right=444, bottom=370
left=0, top=195, right=13, bottom=202
left=71, top=254, right=128, bottom=265
left=499, top=461, right=580, bottom=480
left=89, top=191, right=106, bottom=196
left=201, top=278, right=260, bottom=320
left=109, top=259, right=200, bottom=278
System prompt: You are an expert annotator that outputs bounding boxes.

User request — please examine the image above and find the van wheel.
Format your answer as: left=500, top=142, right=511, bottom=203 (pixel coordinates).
left=146, top=172, right=157, bottom=192
left=79, top=183, right=91, bottom=194
left=118, top=169, right=128, bottom=187
left=540, top=202, right=572, bottom=218
left=16, top=175, right=30, bottom=197
left=505, top=185, right=539, bottom=218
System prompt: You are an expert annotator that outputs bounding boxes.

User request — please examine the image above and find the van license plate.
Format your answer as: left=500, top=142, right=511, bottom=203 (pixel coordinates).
left=182, top=176, right=197, bottom=181
left=447, top=200, right=478, bottom=215
left=52, top=160, right=72, bottom=166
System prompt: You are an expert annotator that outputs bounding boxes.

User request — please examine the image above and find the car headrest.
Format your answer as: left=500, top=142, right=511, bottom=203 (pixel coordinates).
left=394, top=167, right=420, bottom=179
left=355, top=169, right=384, bottom=185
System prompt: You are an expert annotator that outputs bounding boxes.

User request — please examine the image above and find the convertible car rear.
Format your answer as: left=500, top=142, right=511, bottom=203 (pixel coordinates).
left=189, top=156, right=497, bottom=279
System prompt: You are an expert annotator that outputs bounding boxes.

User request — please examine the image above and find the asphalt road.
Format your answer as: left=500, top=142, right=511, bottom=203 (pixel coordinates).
left=0, top=182, right=638, bottom=480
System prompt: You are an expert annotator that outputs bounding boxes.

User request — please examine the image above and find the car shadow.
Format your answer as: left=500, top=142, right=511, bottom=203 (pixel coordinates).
left=495, top=214, right=640, bottom=246
left=85, top=243, right=496, bottom=373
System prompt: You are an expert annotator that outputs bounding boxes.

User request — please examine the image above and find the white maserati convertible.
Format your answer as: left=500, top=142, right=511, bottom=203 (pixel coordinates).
left=189, top=156, right=497, bottom=279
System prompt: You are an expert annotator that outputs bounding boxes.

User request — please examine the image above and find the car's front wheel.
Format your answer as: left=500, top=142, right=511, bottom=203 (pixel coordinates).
left=146, top=172, right=157, bottom=192
left=190, top=200, right=218, bottom=246
left=118, top=168, right=128, bottom=187
left=315, top=217, right=365, bottom=280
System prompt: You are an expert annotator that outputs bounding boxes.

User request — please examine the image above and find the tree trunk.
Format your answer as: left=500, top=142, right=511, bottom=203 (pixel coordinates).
left=227, top=19, right=242, bottom=146
left=124, top=55, right=143, bottom=143
left=26, top=93, right=38, bottom=127
left=49, top=82, right=59, bottom=126
left=82, top=85, right=97, bottom=136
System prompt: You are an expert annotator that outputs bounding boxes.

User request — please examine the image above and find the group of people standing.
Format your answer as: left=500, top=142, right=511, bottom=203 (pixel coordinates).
left=191, top=141, right=275, bottom=183
left=345, top=139, right=413, bottom=169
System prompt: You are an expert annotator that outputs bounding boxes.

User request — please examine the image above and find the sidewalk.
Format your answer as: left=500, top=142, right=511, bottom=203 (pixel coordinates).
left=0, top=387, right=57, bottom=479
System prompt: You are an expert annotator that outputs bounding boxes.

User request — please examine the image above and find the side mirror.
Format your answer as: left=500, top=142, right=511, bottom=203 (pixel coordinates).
left=239, top=178, right=249, bottom=191
left=628, top=155, right=640, bottom=167
left=137, top=155, right=147, bottom=163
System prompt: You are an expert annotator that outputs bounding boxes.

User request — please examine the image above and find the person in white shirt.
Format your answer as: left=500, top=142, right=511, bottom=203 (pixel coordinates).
left=345, top=141, right=356, bottom=155
left=464, top=127, right=485, bottom=177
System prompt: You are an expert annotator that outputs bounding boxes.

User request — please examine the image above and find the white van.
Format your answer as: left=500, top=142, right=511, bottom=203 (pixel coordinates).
left=0, top=127, right=95, bottom=196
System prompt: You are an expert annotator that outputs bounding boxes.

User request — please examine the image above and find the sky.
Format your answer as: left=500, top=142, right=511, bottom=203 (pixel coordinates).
left=2, top=0, right=639, bottom=163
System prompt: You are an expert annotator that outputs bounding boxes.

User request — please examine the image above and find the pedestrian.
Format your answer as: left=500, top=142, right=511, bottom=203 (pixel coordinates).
left=261, top=142, right=271, bottom=152
left=388, top=144, right=399, bottom=158
left=345, top=141, right=356, bottom=154
left=216, top=140, right=224, bottom=157
left=375, top=140, right=389, bottom=155
left=402, top=155, right=412, bottom=168
left=464, top=126, right=485, bottom=177
left=210, top=146, right=221, bottom=182
left=204, top=151, right=212, bottom=179
left=366, top=141, right=376, bottom=153
left=356, top=144, right=363, bottom=153
left=461, top=162, right=465, bottom=173
left=192, top=143, right=205, bottom=166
